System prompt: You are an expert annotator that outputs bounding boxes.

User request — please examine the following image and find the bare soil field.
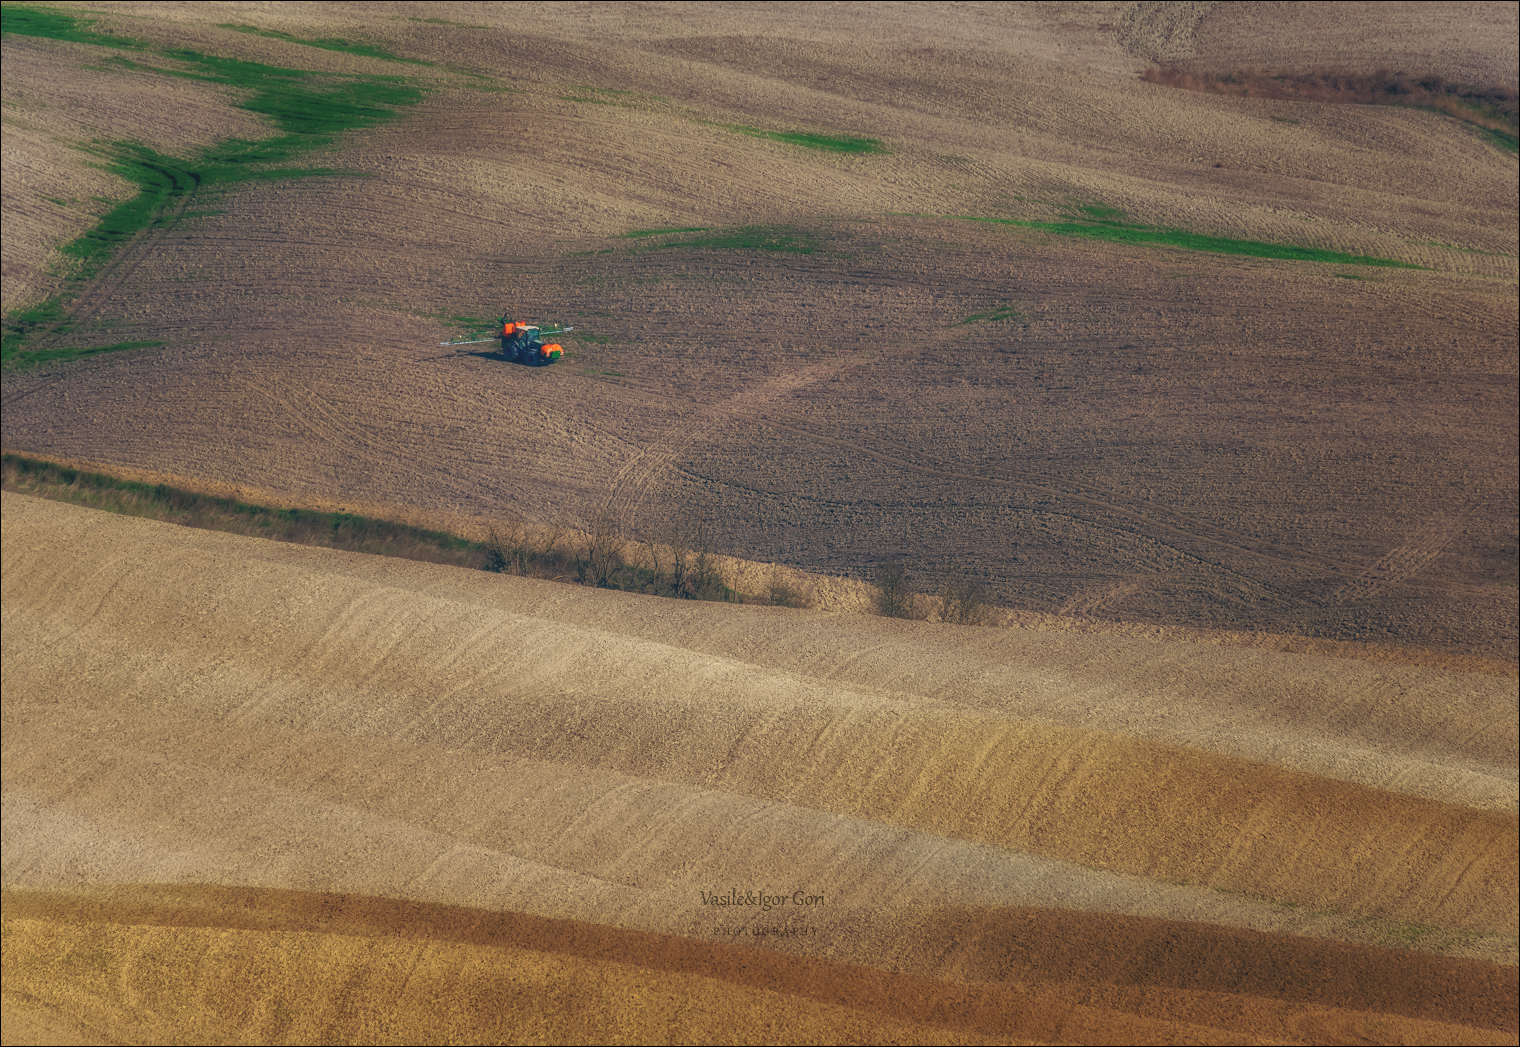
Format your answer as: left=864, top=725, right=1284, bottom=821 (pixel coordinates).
left=1180, top=2, right=1520, bottom=89
left=3, top=2, right=1517, bottom=1042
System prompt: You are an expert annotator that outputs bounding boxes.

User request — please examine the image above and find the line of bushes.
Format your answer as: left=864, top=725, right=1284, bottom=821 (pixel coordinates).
left=874, top=561, right=993, bottom=624
left=483, top=512, right=739, bottom=601
left=0, top=454, right=827, bottom=610
left=1142, top=65, right=1518, bottom=153
left=1, top=452, right=480, bottom=566
left=4, top=452, right=1001, bottom=622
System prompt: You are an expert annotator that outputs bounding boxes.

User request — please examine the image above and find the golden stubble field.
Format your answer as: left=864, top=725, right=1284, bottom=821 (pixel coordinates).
left=3, top=2, right=1517, bottom=1043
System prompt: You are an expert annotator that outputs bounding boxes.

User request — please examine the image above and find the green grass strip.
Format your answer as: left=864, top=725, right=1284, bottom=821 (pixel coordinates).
left=1479, top=126, right=1519, bottom=154
left=721, top=124, right=887, bottom=154
left=956, top=305, right=1025, bottom=325
left=956, top=215, right=1421, bottom=267
left=2, top=300, right=72, bottom=365
left=10, top=340, right=165, bottom=366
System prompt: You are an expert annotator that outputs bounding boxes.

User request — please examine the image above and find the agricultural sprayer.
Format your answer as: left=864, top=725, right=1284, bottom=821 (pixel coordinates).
left=441, top=316, right=573, bottom=365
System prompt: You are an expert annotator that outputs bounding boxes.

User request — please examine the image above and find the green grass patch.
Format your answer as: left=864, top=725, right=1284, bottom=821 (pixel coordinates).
left=2, top=299, right=72, bottom=365
left=1479, top=125, right=1519, bottom=153
left=719, top=123, right=887, bottom=154
left=133, top=51, right=427, bottom=141
left=646, top=226, right=818, bottom=254
left=7, top=339, right=165, bottom=367
left=955, top=305, right=1026, bottom=325
left=1, top=6, right=141, bottom=47
left=217, top=23, right=430, bottom=65
left=1, top=17, right=428, bottom=364
left=59, top=142, right=198, bottom=276
left=1075, top=203, right=1125, bottom=221
left=955, top=212, right=1420, bottom=268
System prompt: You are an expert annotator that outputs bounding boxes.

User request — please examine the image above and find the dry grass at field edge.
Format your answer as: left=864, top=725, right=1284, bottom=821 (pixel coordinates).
left=5, top=446, right=1513, bottom=677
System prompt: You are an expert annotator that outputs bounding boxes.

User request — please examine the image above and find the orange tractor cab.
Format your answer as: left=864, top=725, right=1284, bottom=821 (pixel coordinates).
left=499, top=320, right=565, bottom=366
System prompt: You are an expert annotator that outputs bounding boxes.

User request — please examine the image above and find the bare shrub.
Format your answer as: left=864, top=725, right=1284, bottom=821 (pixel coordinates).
left=532, top=518, right=569, bottom=578
left=578, top=512, right=625, bottom=588
left=484, top=514, right=573, bottom=578
left=637, top=533, right=662, bottom=581
left=938, top=574, right=991, bottom=626
left=659, top=512, right=736, bottom=601
left=767, top=564, right=814, bottom=609
left=875, top=561, right=925, bottom=619
left=485, top=514, right=530, bottom=575
left=686, top=518, right=731, bottom=601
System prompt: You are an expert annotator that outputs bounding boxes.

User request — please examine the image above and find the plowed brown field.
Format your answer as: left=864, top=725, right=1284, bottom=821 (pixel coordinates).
left=3, top=2, right=1517, bottom=1043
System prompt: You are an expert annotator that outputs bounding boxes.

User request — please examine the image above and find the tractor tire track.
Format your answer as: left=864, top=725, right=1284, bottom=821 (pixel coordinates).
left=1060, top=581, right=1141, bottom=618
left=27, top=190, right=198, bottom=352
left=2, top=369, right=89, bottom=411
left=601, top=369, right=829, bottom=534
left=232, top=371, right=378, bottom=459
left=753, top=407, right=1498, bottom=602
left=1328, top=513, right=1468, bottom=605
left=589, top=365, right=1368, bottom=588
left=758, top=415, right=1357, bottom=582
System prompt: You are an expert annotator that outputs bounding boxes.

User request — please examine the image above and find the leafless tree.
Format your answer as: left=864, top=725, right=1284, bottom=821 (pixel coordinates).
left=938, top=573, right=991, bottom=625
left=875, top=561, right=924, bottom=619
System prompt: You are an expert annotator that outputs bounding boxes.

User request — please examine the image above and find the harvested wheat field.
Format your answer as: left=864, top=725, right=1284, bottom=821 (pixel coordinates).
left=3, top=2, right=1517, bottom=1044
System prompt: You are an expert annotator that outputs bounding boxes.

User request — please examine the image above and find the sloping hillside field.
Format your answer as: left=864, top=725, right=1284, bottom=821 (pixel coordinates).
left=5, top=493, right=1517, bottom=1043
left=3, top=2, right=1517, bottom=1043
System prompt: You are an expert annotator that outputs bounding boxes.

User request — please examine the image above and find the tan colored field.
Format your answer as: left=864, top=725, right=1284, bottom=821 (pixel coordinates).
left=5, top=492, right=1517, bottom=1043
left=3, top=2, right=1517, bottom=1043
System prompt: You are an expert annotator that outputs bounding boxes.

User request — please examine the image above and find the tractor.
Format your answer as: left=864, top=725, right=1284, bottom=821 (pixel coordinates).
left=439, top=316, right=572, bottom=365
left=498, top=320, right=565, bottom=366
